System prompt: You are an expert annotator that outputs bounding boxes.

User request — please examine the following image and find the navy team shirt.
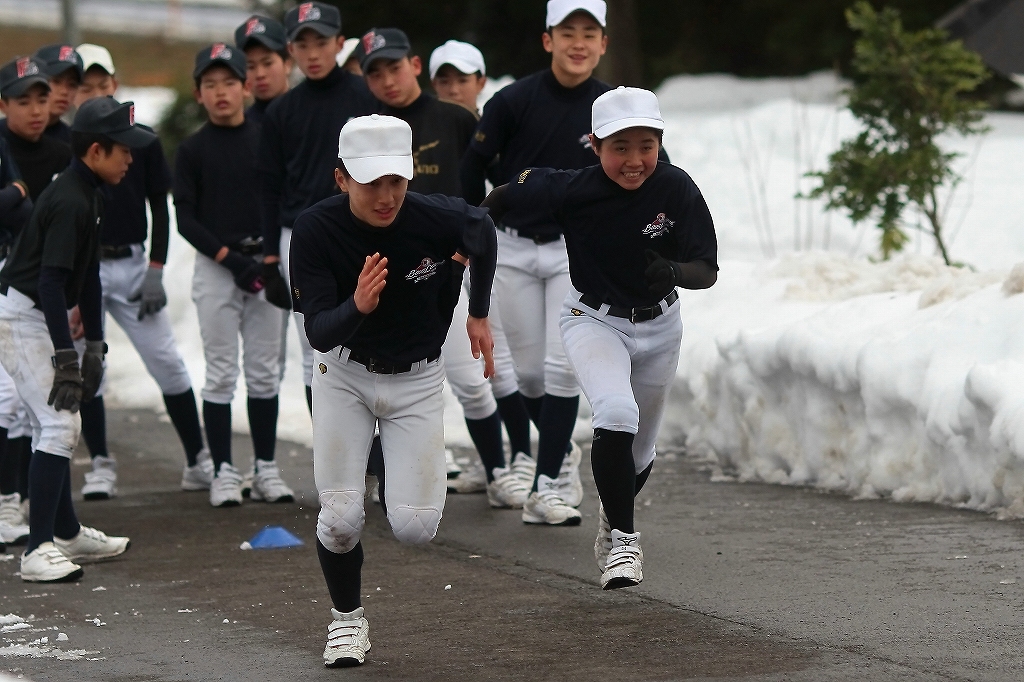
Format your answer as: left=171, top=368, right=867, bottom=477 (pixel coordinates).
left=289, top=192, right=497, bottom=364
left=504, top=162, right=718, bottom=308
left=100, top=127, right=172, bottom=256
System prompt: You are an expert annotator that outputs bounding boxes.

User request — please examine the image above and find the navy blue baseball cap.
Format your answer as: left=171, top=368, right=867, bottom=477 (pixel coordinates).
left=193, top=43, right=247, bottom=81
left=284, top=2, right=341, bottom=42
left=72, top=96, right=156, bottom=148
left=0, top=56, right=50, bottom=99
left=359, top=28, right=411, bottom=72
left=235, top=15, right=287, bottom=53
left=33, top=44, right=84, bottom=80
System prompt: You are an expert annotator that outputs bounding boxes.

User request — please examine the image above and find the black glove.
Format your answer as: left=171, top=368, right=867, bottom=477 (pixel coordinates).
left=81, top=340, right=106, bottom=402
left=128, top=265, right=168, bottom=320
left=48, top=349, right=83, bottom=413
left=221, top=251, right=264, bottom=293
left=262, top=262, right=292, bottom=310
left=644, top=249, right=683, bottom=299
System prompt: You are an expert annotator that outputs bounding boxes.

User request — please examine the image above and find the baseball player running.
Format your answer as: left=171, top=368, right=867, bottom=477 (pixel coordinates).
left=483, top=87, right=718, bottom=588
left=174, top=45, right=292, bottom=508
left=71, top=43, right=211, bottom=500
left=290, top=114, right=496, bottom=666
left=0, top=96, right=147, bottom=581
left=235, top=15, right=292, bottom=126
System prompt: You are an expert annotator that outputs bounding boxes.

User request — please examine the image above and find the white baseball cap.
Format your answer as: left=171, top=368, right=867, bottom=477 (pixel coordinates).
left=546, top=0, right=607, bottom=28
left=592, top=86, right=665, bottom=139
left=336, top=37, right=360, bottom=67
left=428, top=40, right=486, bottom=80
left=76, top=43, right=115, bottom=75
left=338, top=114, right=414, bottom=184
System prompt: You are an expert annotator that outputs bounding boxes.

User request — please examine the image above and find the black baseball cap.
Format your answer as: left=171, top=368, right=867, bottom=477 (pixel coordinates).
left=72, top=96, right=156, bottom=148
left=235, top=15, right=287, bottom=53
left=33, top=44, right=84, bottom=80
left=192, top=43, right=247, bottom=82
left=359, top=28, right=411, bottom=72
left=0, top=56, right=51, bottom=99
left=284, top=2, right=342, bottom=42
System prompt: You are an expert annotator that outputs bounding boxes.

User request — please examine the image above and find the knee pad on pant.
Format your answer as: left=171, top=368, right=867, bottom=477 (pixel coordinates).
left=387, top=505, right=441, bottom=545
left=316, top=490, right=365, bottom=554
left=591, top=393, right=640, bottom=434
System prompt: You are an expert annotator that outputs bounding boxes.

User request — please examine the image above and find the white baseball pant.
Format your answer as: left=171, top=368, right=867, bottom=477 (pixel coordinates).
left=485, top=279, right=519, bottom=400
left=0, top=258, right=29, bottom=438
left=493, top=229, right=578, bottom=399
left=191, top=253, right=282, bottom=404
left=0, top=288, right=81, bottom=458
left=313, top=347, right=447, bottom=554
left=559, top=287, right=683, bottom=474
left=279, top=227, right=315, bottom=388
left=442, top=269, right=497, bottom=420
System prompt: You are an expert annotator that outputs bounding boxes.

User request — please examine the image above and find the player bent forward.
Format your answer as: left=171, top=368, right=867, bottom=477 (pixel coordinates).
left=483, top=87, right=718, bottom=589
left=289, top=114, right=496, bottom=666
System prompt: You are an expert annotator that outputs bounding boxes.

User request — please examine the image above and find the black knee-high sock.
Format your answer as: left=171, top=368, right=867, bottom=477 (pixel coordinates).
left=79, top=396, right=107, bottom=459
left=317, top=539, right=363, bottom=613
left=635, top=461, right=654, bottom=496
left=247, top=396, right=279, bottom=462
left=465, top=411, right=505, bottom=481
left=495, top=392, right=532, bottom=458
left=366, top=436, right=386, bottom=516
left=203, top=401, right=232, bottom=470
left=14, top=437, right=31, bottom=499
left=0, top=427, right=14, bottom=496
left=163, top=389, right=205, bottom=466
left=533, top=394, right=580, bottom=488
left=522, top=395, right=543, bottom=428
left=591, top=428, right=637, bottom=534
left=305, top=385, right=313, bottom=415
left=27, top=452, right=80, bottom=553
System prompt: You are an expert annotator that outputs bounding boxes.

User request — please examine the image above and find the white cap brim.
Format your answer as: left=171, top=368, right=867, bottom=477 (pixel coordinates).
left=593, top=116, right=665, bottom=139
left=343, top=155, right=414, bottom=184
left=430, top=57, right=481, bottom=80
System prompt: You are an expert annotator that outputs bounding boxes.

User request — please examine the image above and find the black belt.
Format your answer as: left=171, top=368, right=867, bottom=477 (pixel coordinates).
left=347, top=349, right=441, bottom=375
left=496, top=224, right=561, bottom=245
left=229, top=237, right=264, bottom=257
left=579, top=290, right=679, bottom=323
left=100, top=244, right=133, bottom=260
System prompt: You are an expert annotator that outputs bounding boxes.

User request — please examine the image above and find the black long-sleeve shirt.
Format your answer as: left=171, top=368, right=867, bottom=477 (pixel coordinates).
left=0, top=136, right=31, bottom=242
left=289, top=192, right=496, bottom=362
left=174, top=120, right=262, bottom=259
left=257, top=65, right=379, bottom=256
left=0, top=122, right=72, bottom=201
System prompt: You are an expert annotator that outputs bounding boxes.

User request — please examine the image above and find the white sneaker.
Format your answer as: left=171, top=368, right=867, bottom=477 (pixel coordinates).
left=54, top=525, right=130, bottom=562
left=249, top=460, right=295, bottom=503
left=522, top=474, right=582, bottom=526
left=594, top=503, right=611, bottom=572
left=508, top=451, right=536, bottom=489
left=21, top=542, right=83, bottom=583
left=181, top=449, right=214, bottom=491
left=444, top=448, right=462, bottom=479
left=487, top=466, right=530, bottom=508
left=600, top=529, right=643, bottom=590
left=240, top=468, right=254, bottom=498
left=555, top=440, right=584, bottom=507
left=447, top=457, right=486, bottom=494
left=81, top=455, right=117, bottom=500
left=210, top=463, right=243, bottom=507
left=324, top=607, right=371, bottom=667
left=0, top=492, right=28, bottom=545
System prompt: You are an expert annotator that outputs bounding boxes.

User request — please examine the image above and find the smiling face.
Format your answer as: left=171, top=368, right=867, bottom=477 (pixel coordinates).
left=244, top=44, right=292, bottom=102
left=431, top=64, right=485, bottom=112
left=47, top=70, right=80, bottom=121
left=0, top=84, right=50, bottom=142
left=542, top=12, right=607, bottom=88
left=336, top=167, right=408, bottom=228
left=365, top=56, right=422, bottom=109
left=591, top=127, right=662, bottom=191
left=288, top=30, right=343, bottom=80
left=195, top=65, right=248, bottom=126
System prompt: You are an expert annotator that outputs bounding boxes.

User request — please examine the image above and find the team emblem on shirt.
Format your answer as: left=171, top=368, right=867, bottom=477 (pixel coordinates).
left=571, top=308, right=583, bottom=316
left=298, top=2, right=321, bottom=22
left=362, top=31, right=387, bottom=55
left=517, top=169, right=531, bottom=184
left=405, top=257, right=444, bottom=283
left=643, top=213, right=675, bottom=238
left=293, top=287, right=300, bottom=299
left=319, top=363, right=327, bottom=374
left=578, top=133, right=593, bottom=150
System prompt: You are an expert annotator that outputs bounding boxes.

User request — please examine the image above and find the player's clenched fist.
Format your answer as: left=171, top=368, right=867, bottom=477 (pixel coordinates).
left=354, top=253, right=388, bottom=314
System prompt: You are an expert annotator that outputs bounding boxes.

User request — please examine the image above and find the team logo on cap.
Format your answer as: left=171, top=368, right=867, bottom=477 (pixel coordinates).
left=58, top=46, right=76, bottom=62
left=210, top=43, right=233, bottom=60
left=405, top=258, right=444, bottom=283
left=362, top=31, right=387, bottom=55
left=128, top=104, right=135, bottom=126
left=245, top=17, right=266, bottom=35
left=15, top=57, right=39, bottom=78
left=298, top=2, right=321, bottom=23
left=643, top=213, right=675, bottom=238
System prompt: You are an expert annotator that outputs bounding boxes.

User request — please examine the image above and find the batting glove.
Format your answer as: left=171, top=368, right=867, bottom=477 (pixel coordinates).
left=48, top=349, right=83, bottom=413
left=644, top=249, right=683, bottom=299
left=129, top=265, right=168, bottom=320
left=262, top=262, right=292, bottom=310
left=221, top=252, right=265, bottom=294
left=81, top=341, right=107, bottom=402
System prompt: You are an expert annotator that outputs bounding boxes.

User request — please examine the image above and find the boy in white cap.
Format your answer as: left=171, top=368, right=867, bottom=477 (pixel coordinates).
left=289, top=114, right=497, bottom=666
left=482, top=87, right=718, bottom=589
left=429, top=40, right=487, bottom=114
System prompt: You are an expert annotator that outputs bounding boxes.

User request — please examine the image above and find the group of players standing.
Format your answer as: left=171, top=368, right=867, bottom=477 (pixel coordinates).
left=0, top=0, right=719, bottom=668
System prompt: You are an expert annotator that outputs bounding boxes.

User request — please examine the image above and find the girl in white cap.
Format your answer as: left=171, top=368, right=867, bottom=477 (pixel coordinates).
left=482, top=87, right=718, bottom=589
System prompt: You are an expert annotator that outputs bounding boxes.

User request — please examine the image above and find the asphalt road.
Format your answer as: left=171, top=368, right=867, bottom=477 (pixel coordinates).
left=2, top=408, right=1023, bottom=681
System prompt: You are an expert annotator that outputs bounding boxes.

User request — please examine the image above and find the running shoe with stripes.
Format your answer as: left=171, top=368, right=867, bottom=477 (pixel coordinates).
left=0, top=492, right=28, bottom=545
left=522, top=474, right=582, bottom=526
left=181, top=449, right=214, bottom=491
left=210, top=463, right=243, bottom=507
left=21, top=542, right=83, bottom=583
left=54, top=525, right=130, bottom=562
left=324, top=607, right=371, bottom=667
left=250, top=460, right=295, bottom=503
left=594, top=503, right=612, bottom=571
left=81, top=455, right=117, bottom=500
left=555, top=440, right=584, bottom=507
left=601, top=529, right=643, bottom=590
left=487, top=465, right=530, bottom=508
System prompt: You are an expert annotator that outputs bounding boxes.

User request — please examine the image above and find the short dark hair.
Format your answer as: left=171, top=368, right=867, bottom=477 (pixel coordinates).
left=84, top=64, right=113, bottom=79
left=243, top=43, right=291, bottom=64
left=71, top=131, right=116, bottom=159
left=592, top=128, right=664, bottom=151
left=193, top=63, right=243, bottom=90
left=336, top=158, right=350, bottom=178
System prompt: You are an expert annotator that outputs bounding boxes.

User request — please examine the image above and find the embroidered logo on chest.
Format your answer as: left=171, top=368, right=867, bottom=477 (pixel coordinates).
left=405, top=257, right=444, bottom=283
left=643, top=213, right=674, bottom=238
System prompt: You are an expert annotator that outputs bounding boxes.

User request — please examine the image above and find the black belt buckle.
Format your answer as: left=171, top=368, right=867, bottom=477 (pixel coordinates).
left=100, top=244, right=133, bottom=260
left=366, top=358, right=395, bottom=374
